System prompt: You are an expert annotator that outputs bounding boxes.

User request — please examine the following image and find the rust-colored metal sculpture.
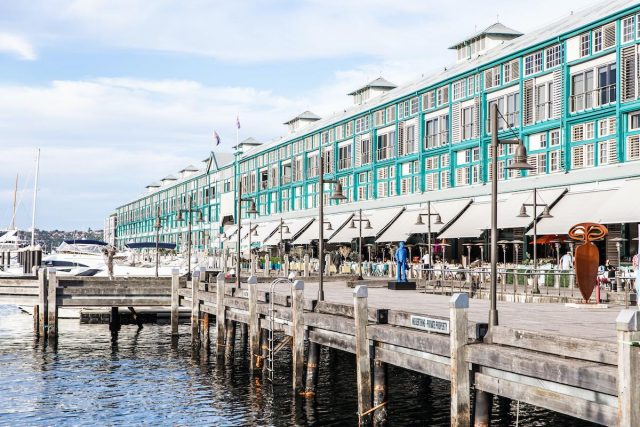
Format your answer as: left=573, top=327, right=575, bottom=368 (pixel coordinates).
left=568, top=222, right=608, bottom=303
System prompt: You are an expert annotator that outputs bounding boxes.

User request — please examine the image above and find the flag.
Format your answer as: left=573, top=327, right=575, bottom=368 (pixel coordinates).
left=236, top=114, right=241, bottom=129
left=213, top=130, right=221, bottom=146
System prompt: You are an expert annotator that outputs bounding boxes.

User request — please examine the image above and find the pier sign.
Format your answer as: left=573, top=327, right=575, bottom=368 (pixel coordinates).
left=409, top=315, right=450, bottom=334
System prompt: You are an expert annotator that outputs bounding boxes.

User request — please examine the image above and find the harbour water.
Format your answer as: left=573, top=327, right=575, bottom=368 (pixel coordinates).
left=0, top=305, right=596, bottom=426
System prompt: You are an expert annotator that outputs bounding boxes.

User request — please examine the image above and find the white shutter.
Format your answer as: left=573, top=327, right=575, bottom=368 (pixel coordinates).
left=473, top=97, right=480, bottom=138
left=552, top=70, right=563, bottom=119
left=572, top=146, right=584, bottom=169
left=451, top=103, right=461, bottom=143
left=523, top=79, right=534, bottom=125
left=355, top=135, right=362, bottom=167
left=397, top=121, right=405, bottom=156
left=622, top=45, right=637, bottom=102
left=510, top=60, right=520, bottom=81
left=603, top=23, right=616, bottom=49
left=608, top=139, right=618, bottom=164
left=571, top=124, right=584, bottom=141
left=627, top=135, right=640, bottom=160
left=527, top=155, right=539, bottom=176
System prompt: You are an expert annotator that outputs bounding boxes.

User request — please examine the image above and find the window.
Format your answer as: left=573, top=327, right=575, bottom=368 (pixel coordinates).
left=549, top=151, right=561, bottom=173
left=593, top=28, right=603, bottom=53
left=540, top=134, right=547, bottom=149
left=338, top=145, right=352, bottom=170
left=503, top=60, right=519, bottom=84
left=423, top=92, right=435, bottom=110
left=377, top=132, right=395, bottom=161
left=484, top=66, right=500, bottom=89
left=623, top=16, right=635, bottom=43
left=410, top=97, right=419, bottom=115
left=598, top=63, right=617, bottom=105
left=386, top=105, right=396, bottom=123
left=506, top=92, right=520, bottom=128
left=524, top=51, right=543, bottom=76
left=627, top=135, right=640, bottom=160
left=598, top=117, right=616, bottom=137
left=355, top=116, right=371, bottom=133
left=545, top=44, right=563, bottom=68
left=599, top=140, right=616, bottom=165
left=467, top=76, right=475, bottom=95
left=535, top=82, right=553, bottom=121
left=630, top=112, right=640, bottom=130
left=361, top=138, right=372, bottom=165
left=426, top=114, right=449, bottom=148
left=580, top=33, right=590, bottom=57
left=550, top=130, right=561, bottom=146
left=462, top=106, right=476, bottom=140
left=571, top=70, right=595, bottom=111
left=437, top=86, right=449, bottom=105
left=452, top=80, right=464, bottom=101
left=584, top=122, right=594, bottom=140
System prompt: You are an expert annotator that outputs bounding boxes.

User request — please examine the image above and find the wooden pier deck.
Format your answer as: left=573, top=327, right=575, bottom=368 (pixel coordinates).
left=0, top=268, right=638, bottom=426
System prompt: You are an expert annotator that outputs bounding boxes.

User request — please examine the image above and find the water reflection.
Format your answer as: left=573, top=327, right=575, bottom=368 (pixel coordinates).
left=0, top=305, right=597, bottom=426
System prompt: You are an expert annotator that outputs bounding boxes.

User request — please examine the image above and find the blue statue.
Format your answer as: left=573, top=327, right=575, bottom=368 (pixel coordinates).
left=394, top=241, right=409, bottom=282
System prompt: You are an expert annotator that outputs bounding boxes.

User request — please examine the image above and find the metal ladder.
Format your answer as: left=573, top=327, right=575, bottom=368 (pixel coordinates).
left=266, top=277, right=293, bottom=382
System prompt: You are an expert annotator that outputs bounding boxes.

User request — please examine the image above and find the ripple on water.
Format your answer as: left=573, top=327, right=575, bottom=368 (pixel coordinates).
left=0, top=305, right=598, bottom=426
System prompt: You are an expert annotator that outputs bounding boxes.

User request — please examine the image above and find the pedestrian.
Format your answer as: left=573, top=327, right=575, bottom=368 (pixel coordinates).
left=560, top=251, right=573, bottom=271
left=332, top=251, right=342, bottom=274
left=632, top=250, right=639, bottom=307
left=421, top=251, right=430, bottom=272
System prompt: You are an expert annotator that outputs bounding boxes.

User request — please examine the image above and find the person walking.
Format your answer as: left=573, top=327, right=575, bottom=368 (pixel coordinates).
left=560, top=251, right=573, bottom=271
left=632, top=251, right=639, bottom=307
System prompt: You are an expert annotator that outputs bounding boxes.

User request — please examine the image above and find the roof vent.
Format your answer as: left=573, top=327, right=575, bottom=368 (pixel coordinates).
left=348, top=77, right=397, bottom=105
left=449, top=23, right=522, bottom=63
left=283, top=111, right=321, bottom=134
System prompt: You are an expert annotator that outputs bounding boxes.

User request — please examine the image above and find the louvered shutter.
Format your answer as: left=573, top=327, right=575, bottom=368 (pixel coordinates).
left=473, top=97, right=480, bottom=138
left=622, top=45, right=637, bottom=102
left=510, top=60, right=520, bottom=81
left=451, top=103, right=461, bottom=143
left=552, top=70, right=563, bottom=119
left=603, top=23, right=616, bottom=49
left=572, top=125, right=584, bottom=141
left=456, top=168, right=464, bottom=186
left=523, top=80, right=534, bottom=126
left=608, top=139, right=618, bottom=164
left=628, top=135, right=640, bottom=160
left=397, top=121, right=405, bottom=156
left=527, top=155, right=538, bottom=176
left=355, top=136, right=362, bottom=167
left=572, top=146, right=584, bottom=169
left=608, top=118, right=617, bottom=136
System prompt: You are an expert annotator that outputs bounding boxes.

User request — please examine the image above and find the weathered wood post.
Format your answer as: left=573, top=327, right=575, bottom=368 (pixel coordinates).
left=216, top=272, right=226, bottom=358
left=473, top=390, right=493, bottom=427
left=171, top=268, right=180, bottom=336
left=46, top=269, right=58, bottom=342
left=201, top=312, right=210, bottom=356
left=303, top=254, right=310, bottom=277
left=304, top=342, right=320, bottom=396
left=354, top=285, right=372, bottom=423
left=260, top=329, right=269, bottom=373
left=264, top=254, right=270, bottom=278
left=283, top=255, right=290, bottom=278
left=109, top=307, right=120, bottom=333
left=250, top=254, right=257, bottom=275
left=38, top=267, right=48, bottom=337
left=450, top=293, right=470, bottom=427
left=372, top=358, right=388, bottom=426
left=616, top=309, right=640, bottom=426
left=191, top=269, right=201, bottom=348
left=224, top=319, right=236, bottom=360
left=247, top=275, right=260, bottom=370
left=291, top=279, right=305, bottom=394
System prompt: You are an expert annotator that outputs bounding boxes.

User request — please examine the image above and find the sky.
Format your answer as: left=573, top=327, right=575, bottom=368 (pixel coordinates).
left=0, top=0, right=594, bottom=231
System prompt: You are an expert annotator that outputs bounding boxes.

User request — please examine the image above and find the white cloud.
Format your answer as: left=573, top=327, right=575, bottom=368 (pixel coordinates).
left=0, top=33, right=36, bottom=60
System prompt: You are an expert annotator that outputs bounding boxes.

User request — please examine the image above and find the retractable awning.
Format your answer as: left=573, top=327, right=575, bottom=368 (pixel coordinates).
left=376, top=199, right=471, bottom=243
left=292, top=213, right=353, bottom=245
left=263, top=218, right=314, bottom=246
left=439, top=188, right=566, bottom=239
left=531, top=185, right=628, bottom=236
left=328, top=207, right=404, bottom=244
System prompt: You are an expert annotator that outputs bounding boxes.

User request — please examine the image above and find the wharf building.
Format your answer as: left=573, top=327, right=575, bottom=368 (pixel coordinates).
left=114, top=0, right=640, bottom=265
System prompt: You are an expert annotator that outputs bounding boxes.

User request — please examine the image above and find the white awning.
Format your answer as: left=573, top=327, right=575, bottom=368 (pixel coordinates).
left=292, top=213, right=353, bottom=245
left=531, top=188, right=618, bottom=235
left=240, top=221, right=279, bottom=245
left=376, top=199, right=471, bottom=243
left=591, top=179, right=640, bottom=224
left=263, top=218, right=314, bottom=246
left=438, top=188, right=567, bottom=239
left=328, top=207, right=404, bottom=243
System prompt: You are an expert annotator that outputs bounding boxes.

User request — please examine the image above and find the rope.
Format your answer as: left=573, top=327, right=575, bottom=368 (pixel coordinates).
left=516, top=400, right=520, bottom=426
left=357, top=401, right=387, bottom=424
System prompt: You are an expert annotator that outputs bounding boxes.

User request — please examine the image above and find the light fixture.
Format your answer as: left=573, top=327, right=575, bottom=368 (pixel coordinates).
left=506, top=143, right=535, bottom=170
left=517, top=204, right=529, bottom=218
left=330, top=182, right=347, bottom=201
left=540, top=206, right=553, bottom=219
left=349, top=220, right=356, bottom=229
left=365, top=220, right=373, bottom=230
left=247, top=200, right=258, bottom=215
left=434, top=214, right=443, bottom=225
left=325, top=222, right=333, bottom=231
left=415, top=215, right=425, bottom=226
left=252, top=228, right=258, bottom=237
left=283, top=225, right=291, bottom=234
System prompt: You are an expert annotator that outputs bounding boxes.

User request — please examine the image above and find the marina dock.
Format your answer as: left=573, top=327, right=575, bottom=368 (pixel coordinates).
left=1, top=269, right=637, bottom=426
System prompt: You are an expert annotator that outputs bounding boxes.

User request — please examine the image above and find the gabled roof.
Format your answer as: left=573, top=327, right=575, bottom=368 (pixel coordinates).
left=348, top=77, right=397, bottom=95
left=179, top=164, right=199, bottom=173
left=161, top=174, right=177, bottom=181
left=283, top=111, right=321, bottom=125
left=449, top=22, right=523, bottom=49
left=145, top=182, right=161, bottom=188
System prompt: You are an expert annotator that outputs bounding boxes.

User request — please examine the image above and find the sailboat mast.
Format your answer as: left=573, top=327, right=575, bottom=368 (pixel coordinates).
left=10, top=174, right=18, bottom=230
left=31, top=149, right=41, bottom=247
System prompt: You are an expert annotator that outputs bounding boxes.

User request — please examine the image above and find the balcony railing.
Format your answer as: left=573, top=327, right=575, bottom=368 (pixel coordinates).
left=308, top=167, right=319, bottom=177
left=281, top=175, right=292, bottom=184
left=399, top=141, right=416, bottom=156
left=425, top=132, right=449, bottom=149
left=338, top=157, right=353, bottom=170
left=377, top=146, right=394, bottom=161
left=570, top=84, right=616, bottom=113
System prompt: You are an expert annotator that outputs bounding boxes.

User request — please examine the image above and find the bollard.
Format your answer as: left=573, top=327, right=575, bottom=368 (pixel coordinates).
left=450, top=293, right=470, bottom=427
left=616, top=310, right=640, bottom=426
left=291, top=280, right=305, bottom=394
left=354, top=285, right=372, bottom=423
left=264, top=254, right=270, bottom=278
left=46, top=269, right=58, bottom=342
left=216, top=272, right=226, bottom=358
left=171, top=268, right=180, bottom=336
left=38, top=268, right=48, bottom=337
left=191, top=269, right=201, bottom=348
left=303, top=254, right=310, bottom=277
left=284, top=254, right=290, bottom=278
left=247, top=275, right=260, bottom=370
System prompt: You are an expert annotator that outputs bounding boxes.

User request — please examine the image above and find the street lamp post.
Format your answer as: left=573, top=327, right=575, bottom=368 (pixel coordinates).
left=236, top=181, right=258, bottom=288
left=415, top=201, right=443, bottom=268
left=277, top=217, right=291, bottom=275
left=348, top=209, right=372, bottom=280
left=317, top=154, right=347, bottom=301
left=488, top=102, right=534, bottom=329
left=154, top=205, right=163, bottom=277
left=516, top=188, right=553, bottom=293
left=176, top=194, right=204, bottom=279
